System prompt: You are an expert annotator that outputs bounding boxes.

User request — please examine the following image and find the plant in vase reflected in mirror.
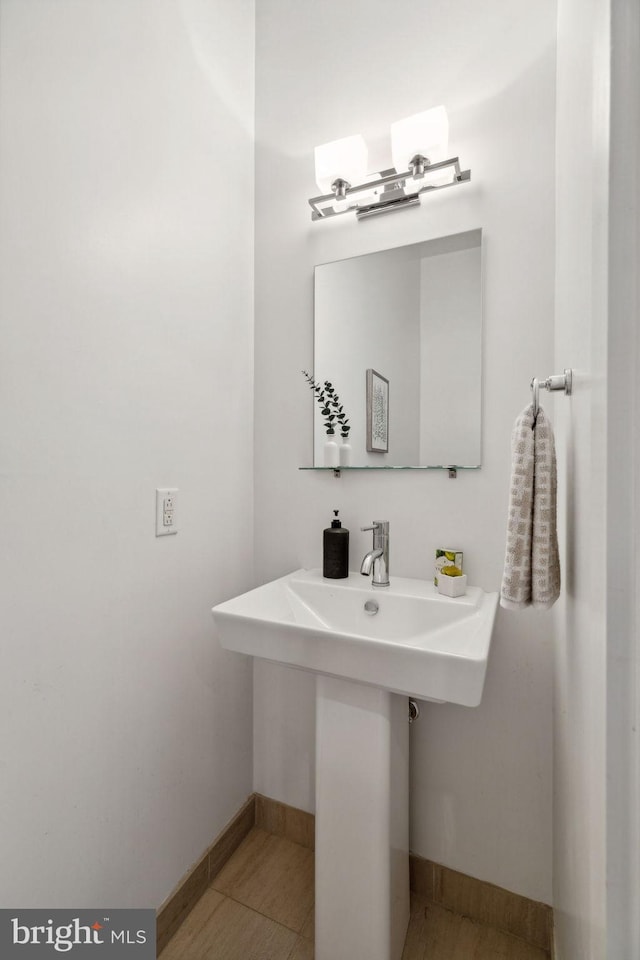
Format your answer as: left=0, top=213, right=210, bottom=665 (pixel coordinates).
left=302, top=371, right=352, bottom=468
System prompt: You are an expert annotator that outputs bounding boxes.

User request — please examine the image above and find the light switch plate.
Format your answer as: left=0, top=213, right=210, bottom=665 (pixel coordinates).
left=156, top=488, right=178, bottom=536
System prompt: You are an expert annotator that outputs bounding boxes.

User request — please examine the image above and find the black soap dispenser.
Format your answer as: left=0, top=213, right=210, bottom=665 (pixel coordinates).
left=323, top=510, right=349, bottom=579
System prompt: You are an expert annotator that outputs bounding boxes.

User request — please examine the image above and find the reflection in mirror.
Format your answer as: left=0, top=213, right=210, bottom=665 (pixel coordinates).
left=313, top=229, right=482, bottom=468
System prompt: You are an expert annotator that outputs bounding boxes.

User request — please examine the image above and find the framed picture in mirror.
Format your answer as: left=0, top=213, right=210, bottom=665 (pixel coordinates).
left=366, top=369, right=389, bottom=453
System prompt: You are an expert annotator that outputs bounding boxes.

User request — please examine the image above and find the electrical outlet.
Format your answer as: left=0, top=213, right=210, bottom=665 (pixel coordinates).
left=156, top=488, right=178, bottom=537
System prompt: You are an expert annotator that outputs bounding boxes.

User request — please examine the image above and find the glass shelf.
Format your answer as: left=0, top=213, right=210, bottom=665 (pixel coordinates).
left=299, top=465, right=480, bottom=477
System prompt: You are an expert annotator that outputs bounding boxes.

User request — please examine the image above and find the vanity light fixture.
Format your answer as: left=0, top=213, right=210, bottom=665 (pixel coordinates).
left=309, top=106, right=470, bottom=221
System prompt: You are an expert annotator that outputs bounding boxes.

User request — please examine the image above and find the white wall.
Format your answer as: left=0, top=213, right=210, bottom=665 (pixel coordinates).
left=606, top=4, right=640, bottom=956
left=554, top=0, right=640, bottom=957
left=254, top=0, right=556, bottom=903
left=552, top=0, right=607, bottom=951
left=0, top=0, right=255, bottom=908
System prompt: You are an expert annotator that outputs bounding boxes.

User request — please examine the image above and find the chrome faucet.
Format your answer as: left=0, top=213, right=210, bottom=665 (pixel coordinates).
left=360, top=521, right=390, bottom=588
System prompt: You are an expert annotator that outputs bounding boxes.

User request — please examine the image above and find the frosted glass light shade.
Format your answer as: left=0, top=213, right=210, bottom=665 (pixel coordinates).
left=390, top=106, right=449, bottom=173
left=315, top=135, right=368, bottom=194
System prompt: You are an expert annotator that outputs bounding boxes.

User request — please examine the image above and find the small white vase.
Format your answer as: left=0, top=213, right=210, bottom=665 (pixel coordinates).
left=324, top=434, right=339, bottom=468
left=338, top=437, right=352, bottom=467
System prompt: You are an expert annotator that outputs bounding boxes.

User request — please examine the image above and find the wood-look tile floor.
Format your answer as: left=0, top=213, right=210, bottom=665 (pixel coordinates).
left=159, top=827, right=550, bottom=960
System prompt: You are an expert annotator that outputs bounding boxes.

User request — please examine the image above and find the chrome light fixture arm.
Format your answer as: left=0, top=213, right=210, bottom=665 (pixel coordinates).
left=309, top=157, right=471, bottom=221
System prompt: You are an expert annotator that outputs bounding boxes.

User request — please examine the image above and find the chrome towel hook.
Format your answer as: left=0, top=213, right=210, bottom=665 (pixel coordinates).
left=531, top=377, right=541, bottom=418
left=530, top=368, right=573, bottom=419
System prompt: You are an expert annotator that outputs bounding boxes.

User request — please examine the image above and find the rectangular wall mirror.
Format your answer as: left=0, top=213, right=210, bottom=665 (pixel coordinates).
left=312, top=228, right=483, bottom=469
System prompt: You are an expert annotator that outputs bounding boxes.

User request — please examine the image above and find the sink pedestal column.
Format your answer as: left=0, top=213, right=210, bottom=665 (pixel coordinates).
left=315, top=675, right=410, bottom=960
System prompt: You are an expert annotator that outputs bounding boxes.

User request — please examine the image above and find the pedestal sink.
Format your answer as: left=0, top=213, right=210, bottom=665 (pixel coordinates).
left=211, top=569, right=498, bottom=960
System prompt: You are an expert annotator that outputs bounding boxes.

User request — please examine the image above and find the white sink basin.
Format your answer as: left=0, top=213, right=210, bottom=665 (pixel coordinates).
left=212, top=568, right=498, bottom=706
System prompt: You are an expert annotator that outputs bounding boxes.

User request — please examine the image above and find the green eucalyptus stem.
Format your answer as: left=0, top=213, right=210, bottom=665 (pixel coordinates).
left=302, top=370, right=351, bottom=438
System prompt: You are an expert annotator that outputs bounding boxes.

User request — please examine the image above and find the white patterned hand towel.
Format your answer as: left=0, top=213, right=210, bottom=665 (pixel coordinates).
left=500, top=404, right=560, bottom=610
